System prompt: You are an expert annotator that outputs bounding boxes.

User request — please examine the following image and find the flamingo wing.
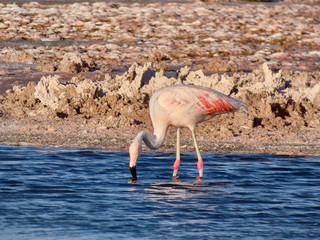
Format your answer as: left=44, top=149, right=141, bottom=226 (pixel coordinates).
left=156, top=85, right=240, bottom=116
left=193, top=89, right=238, bottom=116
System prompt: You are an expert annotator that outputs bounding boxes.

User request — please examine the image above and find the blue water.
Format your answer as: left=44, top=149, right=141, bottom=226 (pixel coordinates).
left=0, top=145, right=319, bottom=240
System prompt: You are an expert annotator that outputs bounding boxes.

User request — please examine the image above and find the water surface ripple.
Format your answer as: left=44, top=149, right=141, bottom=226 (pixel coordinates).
left=0, top=145, right=319, bottom=239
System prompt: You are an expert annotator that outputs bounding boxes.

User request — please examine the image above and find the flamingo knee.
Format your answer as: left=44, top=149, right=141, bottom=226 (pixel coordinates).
left=197, top=158, right=203, bottom=179
left=173, top=159, right=180, bottom=177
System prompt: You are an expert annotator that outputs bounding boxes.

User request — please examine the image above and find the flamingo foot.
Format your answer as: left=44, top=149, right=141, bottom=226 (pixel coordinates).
left=196, top=176, right=203, bottom=181
left=173, top=175, right=180, bottom=181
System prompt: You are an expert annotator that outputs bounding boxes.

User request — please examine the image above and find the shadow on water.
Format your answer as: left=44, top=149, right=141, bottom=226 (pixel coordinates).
left=129, top=179, right=231, bottom=200
left=144, top=182, right=232, bottom=206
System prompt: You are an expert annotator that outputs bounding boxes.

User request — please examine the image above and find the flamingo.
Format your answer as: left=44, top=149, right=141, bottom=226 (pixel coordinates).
left=129, top=84, right=247, bottom=182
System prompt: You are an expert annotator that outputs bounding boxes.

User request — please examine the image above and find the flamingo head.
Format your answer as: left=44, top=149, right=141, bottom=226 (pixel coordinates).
left=129, top=140, right=141, bottom=181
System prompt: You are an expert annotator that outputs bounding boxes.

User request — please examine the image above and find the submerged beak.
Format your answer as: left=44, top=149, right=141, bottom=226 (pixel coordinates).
left=129, top=140, right=140, bottom=182
left=130, top=166, right=137, bottom=181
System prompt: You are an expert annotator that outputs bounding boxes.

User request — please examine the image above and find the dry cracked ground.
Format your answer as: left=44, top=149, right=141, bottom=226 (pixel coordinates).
left=0, top=1, right=320, bottom=155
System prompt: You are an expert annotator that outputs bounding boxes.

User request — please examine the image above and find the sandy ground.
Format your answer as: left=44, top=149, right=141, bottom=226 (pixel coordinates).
left=1, top=1, right=320, bottom=155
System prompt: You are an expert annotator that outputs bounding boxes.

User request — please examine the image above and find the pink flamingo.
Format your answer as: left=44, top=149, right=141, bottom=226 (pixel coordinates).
left=129, top=84, right=247, bottom=182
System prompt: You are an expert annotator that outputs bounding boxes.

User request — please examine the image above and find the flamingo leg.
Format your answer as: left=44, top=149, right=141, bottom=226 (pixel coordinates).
left=173, top=128, right=181, bottom=178
left=191, top=129, right=203, bottom=180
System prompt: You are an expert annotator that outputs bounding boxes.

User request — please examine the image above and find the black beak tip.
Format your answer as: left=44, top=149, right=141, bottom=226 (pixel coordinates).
left=130, top=166, right=137, bottom=181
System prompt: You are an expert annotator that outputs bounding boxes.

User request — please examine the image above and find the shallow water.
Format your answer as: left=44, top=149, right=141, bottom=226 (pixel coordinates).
left=0, top=145, right=319, bottom=239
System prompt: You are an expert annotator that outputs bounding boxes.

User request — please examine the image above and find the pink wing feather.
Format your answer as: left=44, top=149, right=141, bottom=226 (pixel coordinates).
left=195, top=93, right=237, bottom=116
left=156, top=85, right=241, bottom=117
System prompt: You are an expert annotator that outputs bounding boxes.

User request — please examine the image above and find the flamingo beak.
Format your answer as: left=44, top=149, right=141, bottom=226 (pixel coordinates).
left=129, top=145, right=139, bottom=182
left=130, top=166, right=137, bottom=181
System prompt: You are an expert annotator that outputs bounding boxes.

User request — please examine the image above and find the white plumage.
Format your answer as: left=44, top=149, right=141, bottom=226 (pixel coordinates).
left=129, top=84, right=247, bottom=182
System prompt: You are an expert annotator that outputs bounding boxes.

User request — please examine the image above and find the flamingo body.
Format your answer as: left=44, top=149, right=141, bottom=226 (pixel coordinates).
left=151, top=85, right=242, bottom=130
left=129, top=84, right=247, bottom=182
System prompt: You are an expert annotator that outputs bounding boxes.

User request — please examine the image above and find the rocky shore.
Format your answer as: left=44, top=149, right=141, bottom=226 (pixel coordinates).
left=0, top=1, right=320, bottom=155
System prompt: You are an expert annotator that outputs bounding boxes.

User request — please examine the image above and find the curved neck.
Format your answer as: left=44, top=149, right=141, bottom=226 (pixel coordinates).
left=129, top=124, right=168, bottom=180
left=136, top=126, right=167, bottom=150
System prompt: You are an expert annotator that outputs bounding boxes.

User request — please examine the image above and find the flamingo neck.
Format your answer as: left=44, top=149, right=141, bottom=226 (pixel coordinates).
left=129, top=127, right=166, bottom=181
left=135, top=127, right=167, bottom=150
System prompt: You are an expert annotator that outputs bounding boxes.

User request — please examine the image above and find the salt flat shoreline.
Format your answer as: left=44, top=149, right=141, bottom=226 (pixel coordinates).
left=0, top=1, right=320, bottom=155
left=4, top=0, right=320, bottom=5
left=2, top=125, right=320, bottom=156
left=1, top=115, right=320, bottom=156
